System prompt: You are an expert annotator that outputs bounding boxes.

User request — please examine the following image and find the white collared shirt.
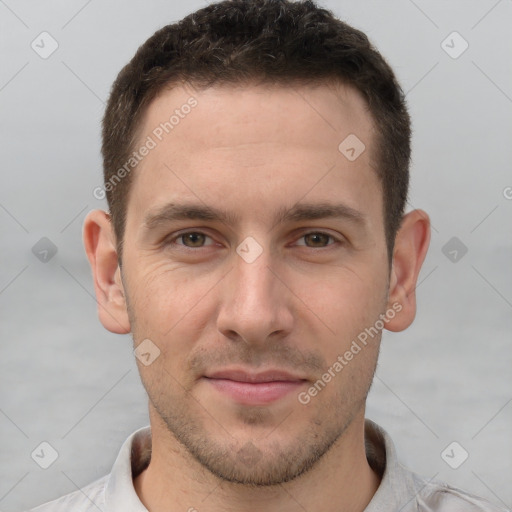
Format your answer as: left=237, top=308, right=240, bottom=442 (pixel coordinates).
left=26, top=419, right=509, bottom=512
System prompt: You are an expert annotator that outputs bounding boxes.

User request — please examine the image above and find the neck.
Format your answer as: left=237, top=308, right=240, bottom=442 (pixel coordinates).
left=134, top=412, right=381, bottom=512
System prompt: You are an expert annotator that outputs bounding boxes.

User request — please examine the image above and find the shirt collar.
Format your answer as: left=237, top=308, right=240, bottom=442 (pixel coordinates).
left=104, top=419, right=415, bottom=511
left=363, top=418, right=424, bottom=511
left=105, top=425, right=151, bottom=512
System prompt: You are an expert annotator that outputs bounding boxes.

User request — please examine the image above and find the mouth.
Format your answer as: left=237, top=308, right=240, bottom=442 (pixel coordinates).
left=203, top=369, right=308, bottom=405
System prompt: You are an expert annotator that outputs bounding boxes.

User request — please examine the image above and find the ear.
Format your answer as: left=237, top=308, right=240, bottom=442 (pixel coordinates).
left=83, top=209, right=131, bottom=334
left=385, top=209, right=431, bottom=332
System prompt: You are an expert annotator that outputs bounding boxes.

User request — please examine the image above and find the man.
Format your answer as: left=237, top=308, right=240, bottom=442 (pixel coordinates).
left=28, top=0, right=508, bottom=511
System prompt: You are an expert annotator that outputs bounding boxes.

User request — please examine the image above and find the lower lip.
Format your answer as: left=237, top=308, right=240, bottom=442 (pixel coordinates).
left=205, top=378, right=306, bottom=405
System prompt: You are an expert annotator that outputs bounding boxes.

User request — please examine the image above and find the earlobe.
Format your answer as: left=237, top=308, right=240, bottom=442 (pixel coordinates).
left=83, top=209, right=131, bottom=334
left=385, top=209, right=431, bottom=332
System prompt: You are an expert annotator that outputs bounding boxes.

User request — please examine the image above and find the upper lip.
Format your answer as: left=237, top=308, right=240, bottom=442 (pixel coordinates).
left=205, top=368, right=308, bottom=383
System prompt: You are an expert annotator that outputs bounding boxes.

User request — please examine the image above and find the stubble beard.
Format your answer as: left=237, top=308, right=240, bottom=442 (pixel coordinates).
left=142, top=360, right=377, bottom=487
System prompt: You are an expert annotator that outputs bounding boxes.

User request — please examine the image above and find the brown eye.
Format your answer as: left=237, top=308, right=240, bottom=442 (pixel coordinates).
left=301, top=232, right=333, bottom=247
left=178, top=232, right=208, bottom=247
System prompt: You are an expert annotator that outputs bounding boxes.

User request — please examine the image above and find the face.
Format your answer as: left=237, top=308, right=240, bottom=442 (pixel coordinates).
left=119, top=82, right=391, bottom=485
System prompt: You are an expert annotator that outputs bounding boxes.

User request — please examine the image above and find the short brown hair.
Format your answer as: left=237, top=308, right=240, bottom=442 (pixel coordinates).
left=102, top=0, right=410, bottom=262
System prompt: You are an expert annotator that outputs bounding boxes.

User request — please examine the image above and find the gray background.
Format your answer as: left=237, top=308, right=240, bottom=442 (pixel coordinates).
left=1, top=0, right=511, bottom=510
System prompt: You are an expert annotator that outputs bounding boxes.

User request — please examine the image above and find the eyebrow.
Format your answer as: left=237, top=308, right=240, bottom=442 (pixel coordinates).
left=143, top=201, right=366, bottom=231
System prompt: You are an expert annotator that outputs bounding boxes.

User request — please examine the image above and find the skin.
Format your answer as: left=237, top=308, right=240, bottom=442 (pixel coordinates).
left=84, top=82, right=430, bottom=512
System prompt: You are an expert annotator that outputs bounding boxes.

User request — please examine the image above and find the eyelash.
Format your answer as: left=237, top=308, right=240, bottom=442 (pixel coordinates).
left=166, top=230, right=342, bottom=250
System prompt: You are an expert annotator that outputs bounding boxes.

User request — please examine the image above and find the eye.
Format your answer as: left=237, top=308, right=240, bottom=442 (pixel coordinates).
left=295, top=232, right=339, bottom=248
left=172, top=231, right=215, bottom=248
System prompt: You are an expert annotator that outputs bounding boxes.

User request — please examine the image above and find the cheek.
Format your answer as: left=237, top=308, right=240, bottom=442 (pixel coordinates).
left=299, top=269, right=385, bottom=404
left=295, top=263, right=388, bottom=342
left=126, top=259, right=219, bottom=348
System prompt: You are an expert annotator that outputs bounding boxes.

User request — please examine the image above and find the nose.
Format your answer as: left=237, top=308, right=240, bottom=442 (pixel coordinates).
left=216, top=248, right=294, bottom=346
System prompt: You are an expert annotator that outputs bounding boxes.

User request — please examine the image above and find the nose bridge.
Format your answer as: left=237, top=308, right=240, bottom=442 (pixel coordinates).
left=217, top=245, right=292, bottom=343
left=234, top=251, right=276, bottom=306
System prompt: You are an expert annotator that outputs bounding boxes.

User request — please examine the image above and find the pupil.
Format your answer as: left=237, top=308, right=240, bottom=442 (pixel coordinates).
left=307, top=233, right=327, bottom=246
left=185, top=233, right=204, bottom=246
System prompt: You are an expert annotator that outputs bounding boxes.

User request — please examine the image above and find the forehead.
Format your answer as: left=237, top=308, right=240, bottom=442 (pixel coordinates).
left=141, top=81, right=373, bottom=154
left=126, top=81, right=381, bottom=229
